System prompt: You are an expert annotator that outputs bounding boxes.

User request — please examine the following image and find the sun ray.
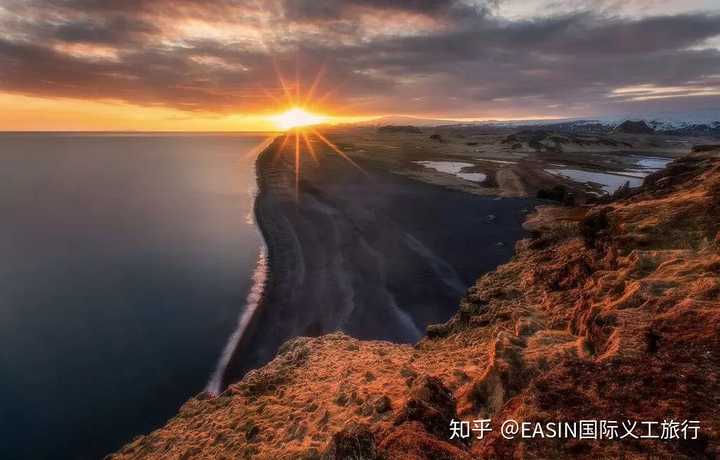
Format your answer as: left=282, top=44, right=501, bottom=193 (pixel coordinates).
left=301, top=130, right=319, bottom=164
left=294, top=53, right=300, bottom=106
left=242, top=135, right=275, bottom=160
left=279, top=131, right=290, bottom=150
left=304, top=63, right=326, bottom=107
left=265, top=62, right=370, bottom=190
left=271, top=133, right=291, bottom=167
left=272, top=57, right=294, bottom=107
left=313, top=78, right=347, bottom=107
left=314, top=87, right=339, bottom=107
left=294, top=129, right=300, bottom=200
left=311, top=128, right=367, bottom=176
left=261, top=86, right=284, bottom=106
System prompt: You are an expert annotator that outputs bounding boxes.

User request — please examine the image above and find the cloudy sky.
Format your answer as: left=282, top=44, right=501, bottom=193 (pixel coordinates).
left=1, top=0, right=719, bottom=130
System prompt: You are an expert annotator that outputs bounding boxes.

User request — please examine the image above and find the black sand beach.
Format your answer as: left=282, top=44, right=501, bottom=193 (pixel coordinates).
left=221, top=133, right=535, bottom=386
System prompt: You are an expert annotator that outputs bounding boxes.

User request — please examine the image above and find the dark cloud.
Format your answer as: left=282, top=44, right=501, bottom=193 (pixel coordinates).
left=0, top=0, right=719, bottom=117
left=51, top=16, right=158, bottom=44
left=282, top=0, right=479, bottom=21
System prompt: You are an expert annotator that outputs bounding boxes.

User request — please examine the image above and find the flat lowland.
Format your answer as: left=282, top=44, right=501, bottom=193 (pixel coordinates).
left=320, top=124, right=705, bottom=200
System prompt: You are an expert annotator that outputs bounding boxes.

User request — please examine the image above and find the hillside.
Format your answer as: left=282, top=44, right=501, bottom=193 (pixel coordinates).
left=613, top=120, right=655, bottom=134
left=111, top=147, right=720, bottom=459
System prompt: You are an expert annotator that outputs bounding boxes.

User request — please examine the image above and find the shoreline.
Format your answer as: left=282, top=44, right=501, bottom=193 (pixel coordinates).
left=205, top=246, right=267, bottom=395
left=217, top=131, right=534, bottom=389
left=214, top=136, right=283, bottom=391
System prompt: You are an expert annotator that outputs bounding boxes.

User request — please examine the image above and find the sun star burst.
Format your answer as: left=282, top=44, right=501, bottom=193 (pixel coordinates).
left=271, top=107, right=327, bottom=131
left=261, top=63, right=366, bottom=202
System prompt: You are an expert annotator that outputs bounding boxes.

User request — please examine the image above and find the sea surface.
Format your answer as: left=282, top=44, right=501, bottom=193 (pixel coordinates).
left=0, top=133, right=272, bottom=459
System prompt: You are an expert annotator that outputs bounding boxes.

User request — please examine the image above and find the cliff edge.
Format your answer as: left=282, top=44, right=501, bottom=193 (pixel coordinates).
left=111, top=147, right=720, bottom=459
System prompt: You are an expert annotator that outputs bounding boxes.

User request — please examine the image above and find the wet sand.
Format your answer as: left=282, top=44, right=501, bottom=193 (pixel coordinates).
left=221, top=133, right=534, bottom=386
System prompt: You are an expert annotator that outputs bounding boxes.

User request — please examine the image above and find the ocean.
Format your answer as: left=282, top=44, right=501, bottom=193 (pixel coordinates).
left=0, top=133, right=273, bottom=459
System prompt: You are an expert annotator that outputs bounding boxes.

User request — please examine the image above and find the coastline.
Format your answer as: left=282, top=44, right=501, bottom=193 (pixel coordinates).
left=215, top=136, right=283, bottom=390
left=202, top=135, right=279, bottom=395
left=217, top=131, right=534, bottom=389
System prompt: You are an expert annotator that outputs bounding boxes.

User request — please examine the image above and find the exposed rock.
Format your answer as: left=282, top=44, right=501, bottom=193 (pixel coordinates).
left=322, top=422, right=380, bottom=460
left=378, top=422, right=472, bottom=460
left=244, top=421, right=260, bottom=442
left=373, top=395, right=392, bottom=414
left=394, top=376, right=458, bottom=439
left=537, top=184, right=575, bottom=205
left=692, top=144, right=720, bottom=153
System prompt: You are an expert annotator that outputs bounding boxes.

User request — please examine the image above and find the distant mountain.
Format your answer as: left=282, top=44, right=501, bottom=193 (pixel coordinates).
left=613, top=120, right=655, bottom=134
left=352, top=115, right=463, bottom=127
left=649, top=120, right=720, bottom=136
left=354, top=115, right=588, bottom=127
left=345, top=111, right=720, bottom=137
left=376, top=125, right=423, bottom=134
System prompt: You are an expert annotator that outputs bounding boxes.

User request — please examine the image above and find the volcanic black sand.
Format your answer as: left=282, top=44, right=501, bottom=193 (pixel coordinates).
left=221, top=133, right=535, bottom=386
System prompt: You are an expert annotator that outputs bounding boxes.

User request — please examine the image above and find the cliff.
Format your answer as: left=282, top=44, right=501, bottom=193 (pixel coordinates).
left=111, top=147, right=720, bottom=459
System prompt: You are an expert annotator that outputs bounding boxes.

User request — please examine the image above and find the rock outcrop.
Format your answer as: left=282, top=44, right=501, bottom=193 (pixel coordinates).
left=111, top=147, right=720, bottom=459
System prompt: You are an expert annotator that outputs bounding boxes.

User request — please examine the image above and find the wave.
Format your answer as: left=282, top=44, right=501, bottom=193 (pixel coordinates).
left=206, top=135, right=275, bottom=395
left=206, top=246, right=268, bottom=396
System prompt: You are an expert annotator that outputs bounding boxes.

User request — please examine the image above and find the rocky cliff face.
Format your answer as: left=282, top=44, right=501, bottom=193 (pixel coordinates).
left=111, top=148, right=720, bottom=460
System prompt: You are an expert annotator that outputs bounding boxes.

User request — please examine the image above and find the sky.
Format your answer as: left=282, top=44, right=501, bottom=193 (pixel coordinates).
left=0, top=0, right=719, bottom=131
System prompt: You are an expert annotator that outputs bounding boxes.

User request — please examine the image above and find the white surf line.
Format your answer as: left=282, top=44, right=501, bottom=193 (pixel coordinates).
left=206, top=246, right=268, bottom=396
left=206, top=136, right=276, bottom=396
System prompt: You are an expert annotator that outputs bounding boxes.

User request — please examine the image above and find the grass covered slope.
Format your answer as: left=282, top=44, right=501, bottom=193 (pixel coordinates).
left=112, top=147, right=720, bottom=459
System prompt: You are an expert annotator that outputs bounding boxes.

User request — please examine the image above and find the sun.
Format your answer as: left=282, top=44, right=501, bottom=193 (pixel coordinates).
left=271, top=107, right=327, bottom=131
left=260, top=64, right=365, bottom=201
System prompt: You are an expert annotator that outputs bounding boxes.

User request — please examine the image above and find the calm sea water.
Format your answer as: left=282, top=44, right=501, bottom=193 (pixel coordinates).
left=0, top=133, right=272, bottom=459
